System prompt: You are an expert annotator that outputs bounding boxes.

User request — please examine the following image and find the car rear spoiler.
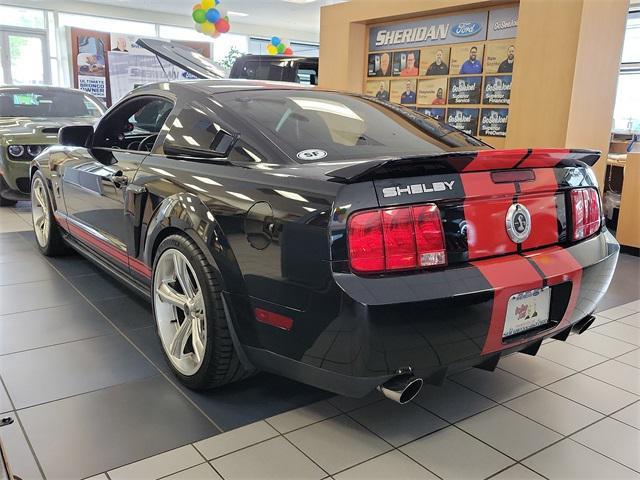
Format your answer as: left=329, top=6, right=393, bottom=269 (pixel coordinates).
left=325, top=148, right=601, bottom=183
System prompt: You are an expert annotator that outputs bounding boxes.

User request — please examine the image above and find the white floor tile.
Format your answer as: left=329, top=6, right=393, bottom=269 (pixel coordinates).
left=333, top=450, right=437, bottom=480
left=591, top=314, right=616, bottom=328
left=0, top=382, right=12, bottom=414
left=84, top=475, right=109, bottom=480
left=348, top=400, right=447, bottom=447
left=598, top=305, right=637, bottom=320
left=619, top=313, right=640, bottom=328
left=584, top=360, right=640, bottom=395
left=267, top=400, right=340, bottom=434
left=490, top=464, right=545, bottom=479
left=612, top=401, right=640, bottom=429
left=567, top=331, right=638, bottom=357
left=621, top=300, right=640, bottom=312
left=414, top=380, right=496, bottom=423
left=594, top=322, right=640, bottom=346
left=537, top=340, right=608, bottom=371
left=451, top=368, right=538, bottom=403
left=211, top=436, right=326, bottom=480
left=523, top=438, right=640, bottom=479
left=0, top=417, right=43, bottom=479
left=498, top=353, right=575, bottom=386
left=193, top=421, right=278, bottom=460
left=285, top=415, right=391, bottom=475
left=546, top=373, right=638, bottom=414
left=457, top=405, right=561, bottom=460
left=400, top=426, right=512, bottom=480
left=617, top=349, right=640, bottom=368
left=572, top=418, right=640, bottom=471
left=163, top=463, right=221, bottom=480
left=109, top=445, right=203, bottom=480
left=504, top=389, right=603, bottom=435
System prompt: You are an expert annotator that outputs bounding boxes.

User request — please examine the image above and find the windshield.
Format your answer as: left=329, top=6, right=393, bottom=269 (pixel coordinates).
left=0, top=88, right=105, bottom=118
left=215, top=90, right=487, bottom=163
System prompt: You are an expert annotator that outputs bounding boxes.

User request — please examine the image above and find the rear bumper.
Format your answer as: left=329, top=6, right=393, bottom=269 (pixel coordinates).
left=243, top=230, right=619, bottom=397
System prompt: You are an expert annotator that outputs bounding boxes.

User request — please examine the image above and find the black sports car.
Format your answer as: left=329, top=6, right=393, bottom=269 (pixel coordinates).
left=30, top=79, right=619, bottom=404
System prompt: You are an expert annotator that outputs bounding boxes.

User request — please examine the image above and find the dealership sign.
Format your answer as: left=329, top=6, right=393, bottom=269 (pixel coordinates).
left=369, top=7, right=517, bottom=51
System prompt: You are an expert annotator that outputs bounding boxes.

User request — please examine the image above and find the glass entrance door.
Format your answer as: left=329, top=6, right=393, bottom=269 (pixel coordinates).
left=0, top=29, right=50, bottom=84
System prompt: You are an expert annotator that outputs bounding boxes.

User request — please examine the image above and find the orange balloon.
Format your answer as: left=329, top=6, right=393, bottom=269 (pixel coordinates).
left=192, top=3, right=202, bottom=11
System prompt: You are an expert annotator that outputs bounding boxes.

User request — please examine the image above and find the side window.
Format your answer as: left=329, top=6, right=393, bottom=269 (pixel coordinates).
left=92, top=96, right=174, bottom=153
left=296, top=64, right=318, bottom=85
left=163, top=102, right=235, bottom=158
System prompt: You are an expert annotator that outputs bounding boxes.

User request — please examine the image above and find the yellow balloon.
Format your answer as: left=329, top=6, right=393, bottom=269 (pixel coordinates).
left=267, top=44, right=277, bottom=55
left=201, top=0, right=214, bottom=9
left=202, top=22, right=217, bottom=35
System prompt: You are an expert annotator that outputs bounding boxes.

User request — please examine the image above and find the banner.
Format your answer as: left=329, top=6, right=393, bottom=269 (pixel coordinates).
left=71, top=28, right=111, bottom=104
left=447, top=108, right=479, bottom=135
left=390, top=79, right=417, bottom=104
left=417, top=107, right=446, bottom=121
left=483, top=75, right=512, bottom=105
left=365, top=80, right=390, bottom=101
left=487, top=5, right=519, bottom=40
left=484, top=41, right=516, bottom=74
left=417, top=77, right=448, bottom=105
left=480, top=108, right=509, bottom=136
left=448, top=76, right=482, bottom=104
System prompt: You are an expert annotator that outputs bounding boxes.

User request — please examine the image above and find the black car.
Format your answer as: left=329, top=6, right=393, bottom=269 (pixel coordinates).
left=229, top=54, right=319, bottom=85
left=30, top=79, right=619, bottom=404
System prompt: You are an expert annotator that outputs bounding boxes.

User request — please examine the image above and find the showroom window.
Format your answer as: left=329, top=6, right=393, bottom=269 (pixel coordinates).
left=249, top=37, right=319, bottom=56
left=58, top=13, right=157, bottom=37
left=612, top=9, right=640, bottom=132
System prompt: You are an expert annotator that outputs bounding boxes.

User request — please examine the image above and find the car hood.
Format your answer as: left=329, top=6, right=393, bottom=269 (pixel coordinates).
left=0, top=117, right=97, bottom=145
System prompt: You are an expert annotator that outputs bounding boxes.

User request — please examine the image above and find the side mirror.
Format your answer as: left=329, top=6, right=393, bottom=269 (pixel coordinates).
left=58, top=125, right=93, bottom=148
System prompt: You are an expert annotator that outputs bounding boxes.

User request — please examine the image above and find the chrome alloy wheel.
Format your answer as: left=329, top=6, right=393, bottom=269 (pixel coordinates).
left=153, top=249, right=207, bottom=376
left=31, top=176, right=50, bottom=248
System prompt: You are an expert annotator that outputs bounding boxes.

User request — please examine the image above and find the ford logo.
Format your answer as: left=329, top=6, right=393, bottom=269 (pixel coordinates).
left=451, top=22, right=482, bottom=37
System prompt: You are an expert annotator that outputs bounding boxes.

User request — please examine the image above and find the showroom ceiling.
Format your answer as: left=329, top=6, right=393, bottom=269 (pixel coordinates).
left=70, top=0, right=347, bottom=32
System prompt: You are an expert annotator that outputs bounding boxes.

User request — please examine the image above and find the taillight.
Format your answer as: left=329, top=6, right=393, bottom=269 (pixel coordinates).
left=347, top=203, right=446, bottom=274
left=570, top=188, right=601, bottom=241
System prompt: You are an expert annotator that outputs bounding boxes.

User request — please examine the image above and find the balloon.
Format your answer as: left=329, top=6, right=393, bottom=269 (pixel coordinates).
left=284, top=47, right=293, bottom=55
left=215, top=18, right=230, bottom=33
left=192, top=3, right=202, bottom=11
left=212, top=30, right=221, bottom=38
left=201, top=0, right=214, bottom=9
left=215, top=0, right=220, bottom=4
left=202, top=22, right=216, bottom=35
left=277, top=43, right=286, bottom=54
left=195, top=23, right=203, bottom=32
left=205, top=8, right=221, bottom=22
left=192, top=9, right=207, bottom=23
left=267, top=44, right=277, bottom=55
left=271, top=36, right=281, bottom=46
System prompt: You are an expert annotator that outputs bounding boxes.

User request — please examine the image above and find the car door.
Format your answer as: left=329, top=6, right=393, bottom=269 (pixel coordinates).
left=60, top=95, right=174, bottom=274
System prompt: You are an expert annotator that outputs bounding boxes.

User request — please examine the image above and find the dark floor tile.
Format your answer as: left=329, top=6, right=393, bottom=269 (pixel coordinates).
left=0, top=302, right=115, bottom=355
left=0, top=334, right=158, bottom=409
left=94, top=293, right=154, bottom=331
left=0, top=259, right=60, bottom=286
left=19, top=376, right=219, bottom=479
left=66, top=272, right=133, bottom=302
left=125, top=326, right=330, bottom=432
left=0, top=279, right=85, bottom=316
left=0, top=249, right=44, bottom=265
left=44, top=253, right=101, bottom=277
left=0, top=417, right=43, bottom=480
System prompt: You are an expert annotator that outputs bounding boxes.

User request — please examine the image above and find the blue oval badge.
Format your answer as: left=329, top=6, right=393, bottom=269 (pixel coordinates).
left=451, top=22, right=482, bottom=37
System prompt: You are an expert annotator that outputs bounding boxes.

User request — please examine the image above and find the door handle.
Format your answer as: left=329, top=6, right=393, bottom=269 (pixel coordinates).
left=107, top=173, right=129, bottom=188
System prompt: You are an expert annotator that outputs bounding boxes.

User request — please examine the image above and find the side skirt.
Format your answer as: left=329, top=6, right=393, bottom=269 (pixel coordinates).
left=62, top=233, right=152, bottom=302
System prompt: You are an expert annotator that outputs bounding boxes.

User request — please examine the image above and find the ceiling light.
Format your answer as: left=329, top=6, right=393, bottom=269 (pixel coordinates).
left=282, top=0, right=317, bottom=3
left=228, top=11, right=249, bottom=17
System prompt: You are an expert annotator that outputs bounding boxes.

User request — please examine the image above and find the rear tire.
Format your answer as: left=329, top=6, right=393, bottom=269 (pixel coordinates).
left=30, top=171, right=67, bottom=256
left=152, top=234, right=253, bottom=390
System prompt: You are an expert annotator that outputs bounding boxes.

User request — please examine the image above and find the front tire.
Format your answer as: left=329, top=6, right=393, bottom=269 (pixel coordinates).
left=30, top=172, right=67, bottom=256
left=152, top=234, right=252, bottom=390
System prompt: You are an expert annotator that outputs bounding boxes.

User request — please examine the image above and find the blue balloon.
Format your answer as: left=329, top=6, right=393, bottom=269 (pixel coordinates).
left=271, top=36, right=281, bottom=46
left=215, top=0, right=220, bottom=4
left=206, top=8, right=221, bottom=23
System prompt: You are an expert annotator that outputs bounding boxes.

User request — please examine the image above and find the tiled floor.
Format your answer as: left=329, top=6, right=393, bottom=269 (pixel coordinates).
left=1, top=202, right=639, bottom=479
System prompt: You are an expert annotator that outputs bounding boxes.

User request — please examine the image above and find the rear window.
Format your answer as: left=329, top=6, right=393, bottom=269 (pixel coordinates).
left=215, top=90, right=485, bottom=162
left=0, top=89, right=105, bottom=118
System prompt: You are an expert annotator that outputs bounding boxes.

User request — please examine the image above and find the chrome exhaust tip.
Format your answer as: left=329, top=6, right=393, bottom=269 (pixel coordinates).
left=377, top=374, right=424, bottom=404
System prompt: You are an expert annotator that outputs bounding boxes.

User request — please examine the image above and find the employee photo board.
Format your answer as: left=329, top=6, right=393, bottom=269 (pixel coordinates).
left=364, top=4, right=518, bottom=140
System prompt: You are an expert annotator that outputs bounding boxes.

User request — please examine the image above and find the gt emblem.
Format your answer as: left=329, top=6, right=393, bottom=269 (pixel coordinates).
left=505, top=203, right=531, bottom=244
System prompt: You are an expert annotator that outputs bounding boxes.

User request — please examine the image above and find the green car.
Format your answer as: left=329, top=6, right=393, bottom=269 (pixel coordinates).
left=0, top=86, right=105, bottom=206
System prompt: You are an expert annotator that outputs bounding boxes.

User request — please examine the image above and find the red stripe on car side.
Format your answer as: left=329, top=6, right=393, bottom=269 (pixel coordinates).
left=473, top=255, right=544, bottom=354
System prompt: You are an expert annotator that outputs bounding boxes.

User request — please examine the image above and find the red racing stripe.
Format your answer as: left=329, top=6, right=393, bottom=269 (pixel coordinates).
left=518, top=148, right=571, bottom=168
left=473, top=255, right=544, bottom=354
left=462, top=149, right=528, bottom=172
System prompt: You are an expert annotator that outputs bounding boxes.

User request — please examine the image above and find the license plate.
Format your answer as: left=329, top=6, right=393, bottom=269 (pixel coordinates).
left=503, top=287, right=551, bottom=338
